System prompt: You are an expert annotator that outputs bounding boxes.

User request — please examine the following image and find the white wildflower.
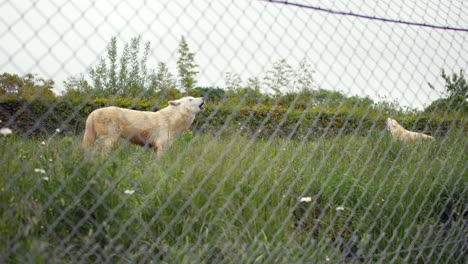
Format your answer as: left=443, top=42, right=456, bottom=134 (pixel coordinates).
left=41, top=141, right=46, bottom=145
left=336, top=206, right=345, bottom=212
left=34, top=168, right=46, bottom=174
left=48, top=158, right=53, bottom=162
left=325, top=256, right=330, bottom=262
left=55, top=128, right=60, bottom=133
left=299, top=197, right=312, bottom=202
left=42, top=177, right=49, bottom=181
left=0, top=127, right=13, bottom=136
left=124, top=189, right=135, bottom=195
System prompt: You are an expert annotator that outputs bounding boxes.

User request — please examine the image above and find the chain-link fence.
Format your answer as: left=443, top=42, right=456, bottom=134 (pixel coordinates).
left=1, top=0, right=467, bottom=263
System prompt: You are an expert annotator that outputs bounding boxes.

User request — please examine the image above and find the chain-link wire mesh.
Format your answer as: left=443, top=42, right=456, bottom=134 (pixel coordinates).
left=1, top=0, right=467, bottom=263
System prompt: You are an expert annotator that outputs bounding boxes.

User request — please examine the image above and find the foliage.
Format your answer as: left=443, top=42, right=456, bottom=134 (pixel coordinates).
left=0, top=97, right=163, bottom=136
left=65, top=36, right=179, bottom=98
left=1, top=90, right=465, bottom=138
left=0, top=73, right=55, bottom=101
left=429, top=69, right=467, bottom=98
left=86, top=36, right=154, bottom=97
left=64, top=36, right=200, bottom=98
left=261, top=58, right=317, bottom=96
left=293, top=59, right=317, bottom=92
left=263, top=59, right=293, bottom=96
left=189, top=87, right=226, bottom=103
left=63, top=74, right=93, bottom=99
left=154, top=62, right=177, bottom=94
left=424, top=96, right=468, bottom=114
left=426, top=69, right=468, bottom=114
left=2, top=67, right=466, bottom=140
left=224, top=72, right=242, bottom=91
left=177, top=36, right=199, bottom=95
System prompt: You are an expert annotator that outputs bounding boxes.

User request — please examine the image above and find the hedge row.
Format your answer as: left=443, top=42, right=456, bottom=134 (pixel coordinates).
left=0, top=98, right=465, bottom=139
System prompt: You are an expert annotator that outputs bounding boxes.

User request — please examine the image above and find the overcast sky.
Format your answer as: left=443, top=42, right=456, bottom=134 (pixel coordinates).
left=1, top=0, right=467, bottom=108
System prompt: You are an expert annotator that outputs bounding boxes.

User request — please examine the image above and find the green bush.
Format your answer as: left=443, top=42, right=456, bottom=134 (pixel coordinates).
left=1, top=97, right=466, bottom=138
left=424, top=95, right=468, bottom=114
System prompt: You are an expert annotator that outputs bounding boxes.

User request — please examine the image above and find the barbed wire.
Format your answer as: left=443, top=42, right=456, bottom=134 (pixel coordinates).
left=261, top=0, right=468, bottom=32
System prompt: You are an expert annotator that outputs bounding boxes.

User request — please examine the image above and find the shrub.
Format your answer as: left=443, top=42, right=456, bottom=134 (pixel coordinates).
left=0, top=98, right=466, bottom=138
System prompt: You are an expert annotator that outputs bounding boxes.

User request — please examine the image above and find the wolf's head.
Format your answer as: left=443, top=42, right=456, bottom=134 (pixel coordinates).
left=169, top=96, right=205, bottom=114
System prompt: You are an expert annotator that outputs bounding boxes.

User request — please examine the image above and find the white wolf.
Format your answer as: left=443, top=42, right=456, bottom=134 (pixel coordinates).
left=83, top=96, right=205, bottom=158
left=386, top=118, right=433, bottom=142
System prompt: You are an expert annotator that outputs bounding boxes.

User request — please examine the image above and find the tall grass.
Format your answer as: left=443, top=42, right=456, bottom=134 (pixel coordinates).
left=0, top=129, right=466, bottom=263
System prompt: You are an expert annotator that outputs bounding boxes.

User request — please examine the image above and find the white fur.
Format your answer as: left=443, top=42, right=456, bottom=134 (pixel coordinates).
left=83, top=96, right=205, bottom=158
left=386, top=118, right=433, bottom=142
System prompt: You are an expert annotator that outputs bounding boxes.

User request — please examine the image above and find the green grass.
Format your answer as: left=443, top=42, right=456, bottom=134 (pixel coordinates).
left=0, top=129, right=466, bottom=263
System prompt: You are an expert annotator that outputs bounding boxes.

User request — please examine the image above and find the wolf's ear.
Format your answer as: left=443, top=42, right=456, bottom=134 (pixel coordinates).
left=169, top=100, right=180, bottom=106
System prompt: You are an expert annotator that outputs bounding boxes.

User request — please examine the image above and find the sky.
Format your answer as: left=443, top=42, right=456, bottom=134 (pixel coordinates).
left=1, top=0, right=467, bottom=109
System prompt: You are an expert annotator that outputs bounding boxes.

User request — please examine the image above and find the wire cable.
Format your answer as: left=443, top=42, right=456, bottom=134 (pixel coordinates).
left=261, top=0, right=468, bottom=32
